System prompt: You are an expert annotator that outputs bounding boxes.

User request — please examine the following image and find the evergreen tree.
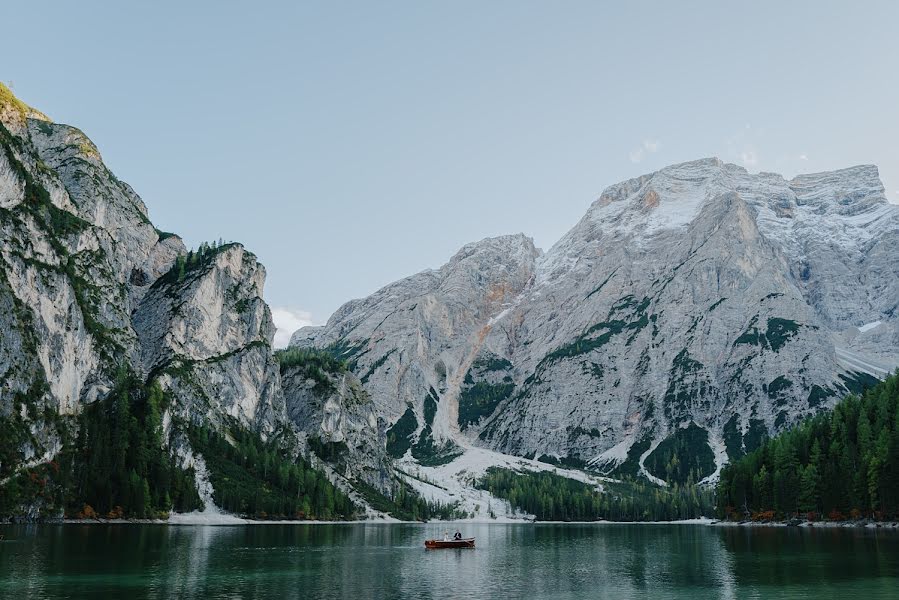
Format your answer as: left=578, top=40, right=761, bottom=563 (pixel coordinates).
left=753, top=465, right=773, bottom=510
left=798, top=464, right=820, bottom=513
left=475, top=467, right=714, bottom=521
left=773, top=442, right=799, bottom=514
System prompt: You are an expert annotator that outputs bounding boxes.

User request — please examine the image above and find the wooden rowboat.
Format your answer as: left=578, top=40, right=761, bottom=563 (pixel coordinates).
left=425, top=537, right=475, bottom=549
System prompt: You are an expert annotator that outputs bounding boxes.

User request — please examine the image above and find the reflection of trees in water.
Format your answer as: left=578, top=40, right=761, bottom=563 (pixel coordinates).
left=5, top=523, right=897, bottom=597
left=2, top=524, right=183, bottom=597
left=719, top=526, right=897, bottom=590
left=161, top=525, right=234, bottom=597
left=1, top=524, right=47, bottom=595
left=297, top=524, right=403, bottom=597
left=521, top=525, right=737, bottom=597
left=161, top=523, right=367, bottom=597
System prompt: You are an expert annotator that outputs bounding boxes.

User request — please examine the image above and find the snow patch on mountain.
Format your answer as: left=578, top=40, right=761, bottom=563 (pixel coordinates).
left=699, top=434, right=730, bottom=486
left=858, top=321, right=882, bottom=333
left=398, top=445, right=609, bottom=521
left=835, top=348, right=896, bottom=378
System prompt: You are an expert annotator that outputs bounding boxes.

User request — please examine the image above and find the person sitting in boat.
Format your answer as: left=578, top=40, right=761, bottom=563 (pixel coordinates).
left=453, top=530, right=462, bottom=540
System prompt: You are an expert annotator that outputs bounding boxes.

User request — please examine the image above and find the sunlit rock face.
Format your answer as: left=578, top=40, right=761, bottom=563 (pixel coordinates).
left=133, top=243, right=287, bottom=436
left=1, top=83, right=399, bottom=508
left=294, top=158, right=899, bottom=483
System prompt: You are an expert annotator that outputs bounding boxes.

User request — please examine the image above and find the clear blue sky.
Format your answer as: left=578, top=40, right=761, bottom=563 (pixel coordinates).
left=4, top=1, right=898, bottom=344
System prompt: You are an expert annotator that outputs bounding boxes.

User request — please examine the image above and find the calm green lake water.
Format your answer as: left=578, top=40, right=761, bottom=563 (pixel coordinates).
left=1, top=522, right=898, bottom=599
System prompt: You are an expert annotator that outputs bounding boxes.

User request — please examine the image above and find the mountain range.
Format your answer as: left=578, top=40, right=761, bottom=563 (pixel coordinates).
left=292, top=157, right=899, bottom=487
left=2, top=82, right=897, bottom=519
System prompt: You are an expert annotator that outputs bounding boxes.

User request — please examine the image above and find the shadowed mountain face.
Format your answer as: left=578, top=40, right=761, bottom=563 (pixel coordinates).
left=293, top=158, right=899, bottom=484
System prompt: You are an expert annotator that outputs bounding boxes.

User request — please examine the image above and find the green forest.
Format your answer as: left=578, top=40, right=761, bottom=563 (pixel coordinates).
left=718, top=372, right=899, bottom=521
left=478, top=467, right=714, bottom=521
left=352, top=477, right=466, bottom=521
left=275, top=347, right=347, bottom=393
left=187, top=423, right=357, bottom=520
left=0, top=368, right=360, bottom=521
left=1, top=370, right=202, bottom=519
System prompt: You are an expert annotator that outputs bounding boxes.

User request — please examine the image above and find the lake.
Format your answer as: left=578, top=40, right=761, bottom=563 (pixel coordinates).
left=1, top=522, right=898, bottom=598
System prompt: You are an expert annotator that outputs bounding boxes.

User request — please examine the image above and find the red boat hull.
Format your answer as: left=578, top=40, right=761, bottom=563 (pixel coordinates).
left=425, top=538, right=475, bottom=549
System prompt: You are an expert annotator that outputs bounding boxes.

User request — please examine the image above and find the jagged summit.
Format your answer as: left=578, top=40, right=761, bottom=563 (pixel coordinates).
left=448, top=233, right=541, bottom=261
left=538, top=159, right=896, bottom=282
left=290, top=233, right=540, bottom=349
left=589, top=158, right=887, bottom=231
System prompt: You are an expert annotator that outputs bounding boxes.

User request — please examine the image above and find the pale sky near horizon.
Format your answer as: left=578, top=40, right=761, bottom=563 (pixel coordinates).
left=3, top=1, right=898, bottom=346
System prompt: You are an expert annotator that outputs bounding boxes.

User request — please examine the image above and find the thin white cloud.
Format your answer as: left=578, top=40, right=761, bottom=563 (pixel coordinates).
left=271, top=307, right=315, bottom=348
left=725, top=126, right=762, bottom=170
left=629, top=139, right=662, bottom=163
left=798, top=154, right=808, bottom=161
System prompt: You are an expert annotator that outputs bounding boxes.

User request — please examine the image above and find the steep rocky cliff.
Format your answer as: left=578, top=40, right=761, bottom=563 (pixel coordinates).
left=0, top=88, right=285, bottom=433
left=133, top=243, right=286, bottom=437
left=4, top=79, right=897, bottom=515
left=291, top=234, right=540, bottom=464
left=0, top=85, right=376, bottom=518
left=293, top=158, right=899, bottom=485
left=279, top=349, right=390, bottom=490
left=1, top=89, right=170, bottom=469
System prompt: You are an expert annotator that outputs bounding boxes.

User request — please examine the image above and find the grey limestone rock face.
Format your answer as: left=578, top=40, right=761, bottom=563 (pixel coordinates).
left=281, top=364, right=390, bottom=491
left=4, top=79, right=898, bottom=493
left=0, top=85, right=397, bottom=513
left=294, top=158, right=899, bottom=483
left=291, top=234, right=541, bottom=454
left=132, top=243, right=286, bottom=436
left=0, top=86, right=288, bottom=474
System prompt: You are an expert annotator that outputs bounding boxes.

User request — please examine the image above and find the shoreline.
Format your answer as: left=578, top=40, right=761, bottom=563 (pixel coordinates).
left=5, top=516, right=899, bottom=529
left=713, top=519, right=899, bottom=529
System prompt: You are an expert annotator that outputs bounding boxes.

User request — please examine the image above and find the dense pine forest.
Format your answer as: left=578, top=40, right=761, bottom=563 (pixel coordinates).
left=351, top=477, right=466, bottom=521
left=1, top=370, right=202, bottom=519
left=717, top=372, right=899, bottom=521
left=478, top=467, right=714, bottom=521
left=187, top=423, right=357, bottom=520
left=0, top=367, right=359, bottom=521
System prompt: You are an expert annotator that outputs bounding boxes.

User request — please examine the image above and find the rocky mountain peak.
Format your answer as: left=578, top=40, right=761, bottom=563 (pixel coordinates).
left=3, top=79, right=897, bottom=511
left=447, top=233, right=541, bottom=267
left=0, top=83, right=50, bottom=132
left=299, top=158, right=899, bottom=486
